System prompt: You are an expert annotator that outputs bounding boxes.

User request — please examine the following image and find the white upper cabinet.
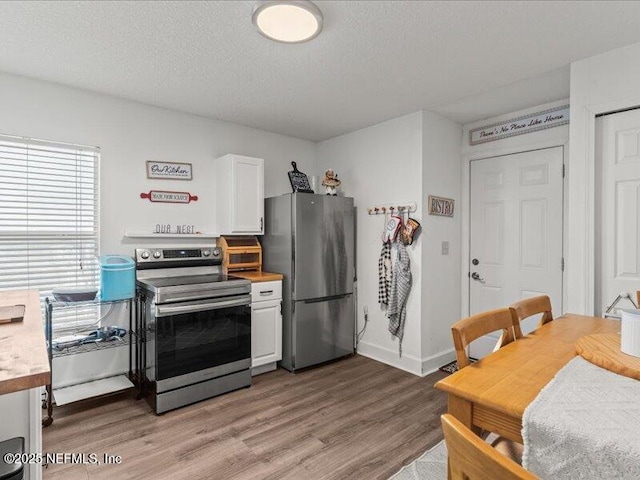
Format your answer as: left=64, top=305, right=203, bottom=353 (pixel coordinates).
left=214, top=154, right=264, bottom=234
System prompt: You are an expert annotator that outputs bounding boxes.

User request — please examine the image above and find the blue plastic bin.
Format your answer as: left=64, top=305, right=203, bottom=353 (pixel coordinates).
left=100, top=255, right=135, bottom=301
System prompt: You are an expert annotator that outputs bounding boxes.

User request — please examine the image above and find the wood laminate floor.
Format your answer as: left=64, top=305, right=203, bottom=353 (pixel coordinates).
left=43, top=355, right=448, bottom=480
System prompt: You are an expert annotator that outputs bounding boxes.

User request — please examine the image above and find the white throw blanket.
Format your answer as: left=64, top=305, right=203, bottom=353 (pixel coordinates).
left=522, top=356, right=640, bottom=479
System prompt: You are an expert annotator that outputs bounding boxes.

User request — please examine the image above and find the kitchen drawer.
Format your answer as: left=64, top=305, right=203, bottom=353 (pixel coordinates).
left=251, top=280, right=282, bottom=303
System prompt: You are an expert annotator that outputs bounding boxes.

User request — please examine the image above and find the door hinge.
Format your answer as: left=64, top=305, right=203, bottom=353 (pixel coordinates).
left=561, top=257, right=565, bottom=271
left=562, top=164, right=566, bottom=178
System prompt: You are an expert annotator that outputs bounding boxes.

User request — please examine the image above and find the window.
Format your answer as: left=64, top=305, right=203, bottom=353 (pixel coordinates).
left=0, top=134, right=100, bottom=333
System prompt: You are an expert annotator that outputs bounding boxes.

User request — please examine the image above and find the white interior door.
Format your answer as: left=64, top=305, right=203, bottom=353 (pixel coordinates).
left=596, top=109, right=640, bottom=316
left=469, top=147, right=564, bottom=358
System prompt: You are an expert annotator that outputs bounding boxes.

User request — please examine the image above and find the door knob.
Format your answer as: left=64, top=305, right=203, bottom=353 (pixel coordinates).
left=471, top=272, right=485, bottom=283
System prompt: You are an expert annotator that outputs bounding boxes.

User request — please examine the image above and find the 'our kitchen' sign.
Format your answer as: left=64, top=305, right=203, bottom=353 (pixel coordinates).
left=146, top=161, right=192, bottom=180
left=469, top=105, right=569, bottom=146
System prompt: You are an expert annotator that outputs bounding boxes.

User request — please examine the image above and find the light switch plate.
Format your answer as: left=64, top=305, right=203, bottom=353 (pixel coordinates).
left=441, top=241, right=449, bottom=255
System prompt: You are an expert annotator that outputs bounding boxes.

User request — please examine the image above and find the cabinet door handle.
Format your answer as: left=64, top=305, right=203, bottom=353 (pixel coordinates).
left=259, top=290, right=273, bottom=296
left=260, top=217, right=263, bottom=231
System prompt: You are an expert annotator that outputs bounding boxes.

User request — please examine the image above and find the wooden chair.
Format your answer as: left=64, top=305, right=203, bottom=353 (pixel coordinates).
left=451, top=308, right=517, bottom=369
left=451, top=308, right=523, bottom=464
left=442, top=414, right=538, bottom=480
left=509, top=296, right=553, bottom=339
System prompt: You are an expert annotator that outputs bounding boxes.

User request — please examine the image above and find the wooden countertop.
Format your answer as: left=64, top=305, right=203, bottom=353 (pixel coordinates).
left=0, top=290, right=51, bottom=395
left=229, top=271, right=284, bottom=283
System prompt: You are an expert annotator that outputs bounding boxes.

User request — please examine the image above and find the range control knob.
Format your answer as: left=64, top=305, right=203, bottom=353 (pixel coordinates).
left=212, top=248, right=221, bottom=257
left=202, top=249, right=211, bottom=257
left=153, top=250, right=162, bottom=259
left=140, top=250, right=150, bottom=260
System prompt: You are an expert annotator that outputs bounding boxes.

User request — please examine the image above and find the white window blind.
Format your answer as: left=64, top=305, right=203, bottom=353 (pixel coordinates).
left=0, top=134, right=100, bottom=333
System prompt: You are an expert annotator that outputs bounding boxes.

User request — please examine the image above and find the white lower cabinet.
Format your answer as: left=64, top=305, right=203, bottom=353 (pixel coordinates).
left=251, top=281, right=282, bottom=374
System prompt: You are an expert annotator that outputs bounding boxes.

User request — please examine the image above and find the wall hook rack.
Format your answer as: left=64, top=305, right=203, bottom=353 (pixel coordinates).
left=367, top=202, right=417, bottom=215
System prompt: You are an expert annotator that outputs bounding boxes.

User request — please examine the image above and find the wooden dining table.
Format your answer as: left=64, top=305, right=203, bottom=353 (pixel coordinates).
left=434, top=313, right=621, bottom=443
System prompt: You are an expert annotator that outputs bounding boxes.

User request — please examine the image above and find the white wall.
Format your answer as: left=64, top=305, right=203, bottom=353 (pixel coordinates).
left=0, top=72, right=316, bottom=254
left=421, top=111, right=462, bottom=373
left=317, top=111, right=463, bottom=376
left=461, top=100, right=570, bottom=317
left=569, top=41, right=640, bottom=314
left=0, top=71, right=316, bottom=386
left=317, top=112, right=425, bottom=374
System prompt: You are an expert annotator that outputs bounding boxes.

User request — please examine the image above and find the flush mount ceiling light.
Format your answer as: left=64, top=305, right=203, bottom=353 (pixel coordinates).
left=252, top=0, right=323, bottom=44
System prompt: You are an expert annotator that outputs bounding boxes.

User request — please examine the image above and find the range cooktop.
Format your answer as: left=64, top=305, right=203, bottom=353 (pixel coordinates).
left=137, top=274, right=243, bottom=288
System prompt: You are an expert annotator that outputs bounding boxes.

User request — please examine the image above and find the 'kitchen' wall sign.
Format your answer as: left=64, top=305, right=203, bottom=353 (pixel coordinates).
left=140, top=190, right=198, bottom=204
left=146, top=161, right=193, bottom=180
left=469, top=105, right=569, bottom=146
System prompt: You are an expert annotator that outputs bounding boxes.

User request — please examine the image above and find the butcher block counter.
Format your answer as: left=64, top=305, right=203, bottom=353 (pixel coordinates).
left=230, top=271, right=284, bottom=283
left=0, top=289, right=50, bottom=395
left=0, top=290, right=49, bottom=480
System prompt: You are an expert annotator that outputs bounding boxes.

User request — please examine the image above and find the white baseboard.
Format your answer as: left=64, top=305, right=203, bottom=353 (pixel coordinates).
left=421, top=348, right=456, bottom=376
left=357, top=341, right=456, bottom=377
left=251, top=362, right=277, bottom=376
left=356, top=341, right=422, bottom=376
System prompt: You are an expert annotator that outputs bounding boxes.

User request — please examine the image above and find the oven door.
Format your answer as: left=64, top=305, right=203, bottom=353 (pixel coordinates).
left=153, top=295, right=251, bottom=388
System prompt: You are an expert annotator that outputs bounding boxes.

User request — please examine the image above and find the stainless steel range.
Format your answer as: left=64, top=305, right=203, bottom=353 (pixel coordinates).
left=136, top=247, right=251, bottom=414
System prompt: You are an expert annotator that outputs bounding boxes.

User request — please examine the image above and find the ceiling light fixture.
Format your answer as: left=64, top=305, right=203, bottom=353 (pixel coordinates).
left=252, top=1, right=323, bottom=44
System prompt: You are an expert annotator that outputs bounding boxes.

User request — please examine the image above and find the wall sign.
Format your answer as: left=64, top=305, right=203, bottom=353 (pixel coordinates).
left=287, top=161, right=314, bottom=193
left=140, top=190, right=198, bottom=204
left=146, top=161, right=193, bottom=180
left=469, top=105, right=569, bottom=146
left=154, top=224, right=196, bottom=234
left=428, top=195, right=455, bottom=217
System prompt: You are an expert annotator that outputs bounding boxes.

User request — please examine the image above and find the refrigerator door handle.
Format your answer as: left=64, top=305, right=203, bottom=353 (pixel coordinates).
left=291, top=204, right=296, bottom=298
left=303, top=294, right=351, bottom=304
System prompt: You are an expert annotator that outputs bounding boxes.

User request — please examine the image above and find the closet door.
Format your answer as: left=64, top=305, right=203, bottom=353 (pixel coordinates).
left=596, top=109, right=640, bottom=315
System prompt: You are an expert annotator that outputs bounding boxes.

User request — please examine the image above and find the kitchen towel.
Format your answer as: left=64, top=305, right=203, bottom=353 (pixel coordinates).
left=522, top=356, right=640, bottom=479
left=378, top=242, right=392, bottom=306
left=388, top=242, right=411, bottom=356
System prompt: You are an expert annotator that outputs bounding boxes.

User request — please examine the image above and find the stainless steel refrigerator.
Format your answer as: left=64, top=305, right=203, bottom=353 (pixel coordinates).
left=262, top=193, right=355, bottom=372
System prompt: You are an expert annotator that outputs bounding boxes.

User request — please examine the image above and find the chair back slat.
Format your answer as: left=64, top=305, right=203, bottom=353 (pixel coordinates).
left=441, top=414, right=538, bottom=480
left=509, top=296, right=553, bottom=339
left=451, top=308, right=516, bottom=369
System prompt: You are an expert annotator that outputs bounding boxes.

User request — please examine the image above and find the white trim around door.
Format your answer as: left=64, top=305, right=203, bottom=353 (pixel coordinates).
left=461, top=133, right=569, bottom=319
left=569, top=96, right=640, bottom=316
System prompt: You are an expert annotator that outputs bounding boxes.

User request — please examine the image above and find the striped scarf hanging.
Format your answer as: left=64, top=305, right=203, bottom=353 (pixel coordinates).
left=378, top=242, right=392, bottom=306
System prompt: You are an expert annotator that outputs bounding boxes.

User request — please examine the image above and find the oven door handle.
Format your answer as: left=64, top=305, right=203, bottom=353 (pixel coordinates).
left=155, top=296, right=250, bottom=317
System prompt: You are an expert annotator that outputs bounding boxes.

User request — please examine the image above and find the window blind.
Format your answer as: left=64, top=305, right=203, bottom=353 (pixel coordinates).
left=0, top=134, right=100, bottom=334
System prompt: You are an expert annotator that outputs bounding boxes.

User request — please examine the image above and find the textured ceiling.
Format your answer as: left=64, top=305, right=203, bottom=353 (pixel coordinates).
left=0, top=1, right=639, bottom=141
